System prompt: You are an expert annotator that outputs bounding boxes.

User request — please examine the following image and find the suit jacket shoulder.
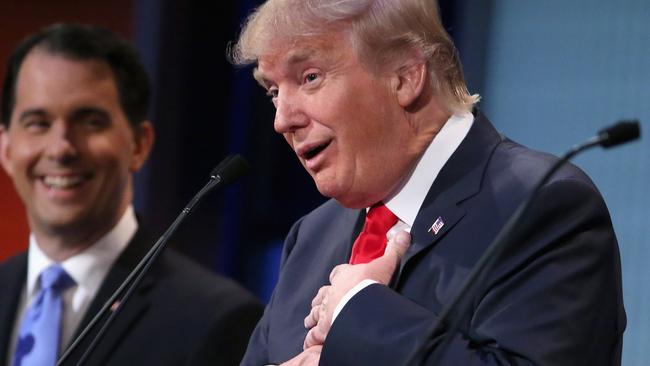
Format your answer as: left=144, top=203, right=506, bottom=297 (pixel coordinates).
left=36, top=225, right=263, bottom=366
left=0, top=252, right=27, bottom=364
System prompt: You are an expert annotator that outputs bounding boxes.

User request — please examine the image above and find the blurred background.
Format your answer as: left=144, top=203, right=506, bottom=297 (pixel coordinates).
left=0, top=0, right=647, bottom=364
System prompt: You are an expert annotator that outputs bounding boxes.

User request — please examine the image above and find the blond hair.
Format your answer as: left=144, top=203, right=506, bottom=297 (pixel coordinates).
left=232, top=0, right=479, bottom=114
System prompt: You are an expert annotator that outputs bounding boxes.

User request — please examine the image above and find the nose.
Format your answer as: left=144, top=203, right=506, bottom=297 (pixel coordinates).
left=45, top=121, right=79, bottom=163
left=273, top=90, right=309, bottom=134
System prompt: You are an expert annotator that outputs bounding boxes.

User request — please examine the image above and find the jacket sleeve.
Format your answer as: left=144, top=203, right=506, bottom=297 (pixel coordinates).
left=189, top=293, right=264, bottom=366
left=239, top=217, right=304, bottom=366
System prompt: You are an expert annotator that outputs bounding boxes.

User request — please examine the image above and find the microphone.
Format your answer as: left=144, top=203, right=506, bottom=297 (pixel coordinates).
left=598, top=120, right=640, bottom=148
left=57, top=154, right=250, bottom=366
left=405, top=120, right=640, bottom=365
left=211, top=154, right=250, bottom=185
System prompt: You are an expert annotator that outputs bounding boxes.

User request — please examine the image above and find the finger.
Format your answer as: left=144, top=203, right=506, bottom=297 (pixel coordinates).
left=304, top=305, right=319, bottom=328
left=329, top=264, right=350, bottom=283
left=304, top=316, right=330, bottom=349
left=318, top=300, right=329, bottom=326
left=303, top=325, right=326, bottom=349
left=303, top=328, right=315, bottom=349
left=311, top=286, right=329, bottom=307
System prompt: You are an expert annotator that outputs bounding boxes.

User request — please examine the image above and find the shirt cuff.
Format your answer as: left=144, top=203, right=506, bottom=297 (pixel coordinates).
left=331, top=279, right=378, bottom=324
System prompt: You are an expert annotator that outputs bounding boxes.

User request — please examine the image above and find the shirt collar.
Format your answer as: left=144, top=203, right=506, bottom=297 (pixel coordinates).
left=384, top=112, right=474, bottom=227
left=26, top=205, right=138, bottom=298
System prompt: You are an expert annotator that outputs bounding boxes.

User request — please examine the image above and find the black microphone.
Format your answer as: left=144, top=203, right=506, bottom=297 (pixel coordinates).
left=211, top=154, right=250, bottom=185
left=57, top=154, right=250, bottom=366
left=405, top=120, right=640, bottom=366
left=598, top=120, right=640, bottom=148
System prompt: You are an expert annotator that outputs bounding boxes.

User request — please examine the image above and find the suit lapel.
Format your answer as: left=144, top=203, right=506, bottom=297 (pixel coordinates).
left=0, top=254, right=27, bottom=364
left=396, top=112, right=504, bottom=281
left=68, top=226, right=157, bottom=364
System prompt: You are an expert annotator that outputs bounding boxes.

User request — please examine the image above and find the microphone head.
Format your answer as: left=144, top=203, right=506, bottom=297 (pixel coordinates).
left=598, top=120, right=641, bottom=148
left=210, top=154, right=250, bottom=185
left=210, top=155, right=234, bottom=178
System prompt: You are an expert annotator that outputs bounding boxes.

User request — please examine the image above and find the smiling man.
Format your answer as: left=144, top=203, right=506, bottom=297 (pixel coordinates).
left=0, top=24, right=262, bottom=366
left=233, top=0, right=625, bottom=365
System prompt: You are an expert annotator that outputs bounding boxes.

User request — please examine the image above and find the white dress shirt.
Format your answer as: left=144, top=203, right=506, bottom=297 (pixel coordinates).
left=7, top=205, right=137, bottom=363
left=332, top=112, right=474, bottom=322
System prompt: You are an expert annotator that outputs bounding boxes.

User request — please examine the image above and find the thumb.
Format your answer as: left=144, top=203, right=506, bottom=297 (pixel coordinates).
left=363, top=231, right=411, bottom=286
left=378, top=230, right=411, bottom=268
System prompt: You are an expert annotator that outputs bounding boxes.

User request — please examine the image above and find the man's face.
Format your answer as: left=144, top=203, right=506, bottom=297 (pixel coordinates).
left=257, top=33, right=417, bottom=208
left=0, top=50, right=151, bottom=241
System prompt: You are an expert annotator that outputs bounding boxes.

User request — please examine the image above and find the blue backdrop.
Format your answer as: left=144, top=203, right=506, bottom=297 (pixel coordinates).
left=471, top=2, right=648, bottom=364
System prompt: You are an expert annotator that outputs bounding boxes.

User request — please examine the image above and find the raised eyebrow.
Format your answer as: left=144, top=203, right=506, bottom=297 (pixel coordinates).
left=285, top=50, right=315, bottom=65
left=253, top=68, right=271, bottom=89
left=280, top=49, right=322, bottom=74
left=253, top=48, right=322, bottom=88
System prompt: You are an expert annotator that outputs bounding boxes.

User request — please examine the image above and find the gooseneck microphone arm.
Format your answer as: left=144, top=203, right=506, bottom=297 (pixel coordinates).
left=406, top=120, right=640, bottom=366
left=56, top=155, right=250, bottom=366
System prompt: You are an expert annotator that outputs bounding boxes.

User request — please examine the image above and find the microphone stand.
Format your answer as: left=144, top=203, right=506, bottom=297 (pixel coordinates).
left=405, top=121, right=640, bottom=365
left=56, top=155, right=248, bottom=366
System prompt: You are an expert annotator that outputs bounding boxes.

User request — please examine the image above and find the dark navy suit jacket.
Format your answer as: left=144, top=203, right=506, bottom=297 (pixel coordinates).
left=241, top=113, right=626, bottom=365
left=0, top=226, right=263, bottom=366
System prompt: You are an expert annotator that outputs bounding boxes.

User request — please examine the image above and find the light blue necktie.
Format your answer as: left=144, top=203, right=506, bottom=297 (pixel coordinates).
left=13, top=264, right=75, bottom=366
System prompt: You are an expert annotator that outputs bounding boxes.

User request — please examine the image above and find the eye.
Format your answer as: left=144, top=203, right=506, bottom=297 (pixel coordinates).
left=304, top=72, right=319, bottom=84
left=72, top=109, right=110, bottom=130
left=83, top=116, right=109, bottom=130
left=266, top=87, right=279, bottom=99
left=23, top=119, right=51, bottom=132
left=266, top=87, right=279, bottom=108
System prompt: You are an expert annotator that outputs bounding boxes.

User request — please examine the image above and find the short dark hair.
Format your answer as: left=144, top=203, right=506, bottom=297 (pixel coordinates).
left=1, top=23, right=150, bottom=127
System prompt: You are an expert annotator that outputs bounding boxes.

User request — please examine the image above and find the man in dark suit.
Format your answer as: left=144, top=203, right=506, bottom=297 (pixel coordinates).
left=231, top=0, right=626, bottom=365
left=0, top=23, right=262, bottom=365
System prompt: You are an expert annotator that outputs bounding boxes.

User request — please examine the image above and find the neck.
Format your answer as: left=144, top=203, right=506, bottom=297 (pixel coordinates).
left=406, top=85, right=451, bottom=143
left=373, top=98, right=451, bottom=208
left=33, top=237, right=94, bottom=262
left=401, top=96, right=451, bottom=170
left=30, top=215, right=123, bottom=262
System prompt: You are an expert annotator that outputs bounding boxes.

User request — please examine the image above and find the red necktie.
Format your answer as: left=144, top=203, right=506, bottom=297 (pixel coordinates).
left=349, top=203, right=399, bottom=264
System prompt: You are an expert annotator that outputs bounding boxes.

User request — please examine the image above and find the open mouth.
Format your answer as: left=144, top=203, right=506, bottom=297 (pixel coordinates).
left=303, top=141, right=331, bottom=160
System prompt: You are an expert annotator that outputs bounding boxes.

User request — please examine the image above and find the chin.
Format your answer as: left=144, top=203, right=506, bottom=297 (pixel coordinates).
left=314, top=179, right=342, bottom=200
left=38, top=213, right=82, bottom=229
left=322, top=187, right=370, bottom=209
left=335, top=196, right=373, bottom=209
left=315, top=184, right=336, bottom=200
left=34, top=204, right=85, bottom=224
left=313, top=173, right=372, bottom=208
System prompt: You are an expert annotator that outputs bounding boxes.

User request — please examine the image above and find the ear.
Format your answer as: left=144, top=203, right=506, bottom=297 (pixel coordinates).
left=129, top=121, right=155, bottom=172
left=0, top=124, right=14, bottom=177
left=394, top=60, right=427, bottom=108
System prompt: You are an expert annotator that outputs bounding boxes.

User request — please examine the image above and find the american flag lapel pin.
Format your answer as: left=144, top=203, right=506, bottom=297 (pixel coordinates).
left=428, top=216, right=445, bottom=235
left=110, top=300, right=122, bottom=312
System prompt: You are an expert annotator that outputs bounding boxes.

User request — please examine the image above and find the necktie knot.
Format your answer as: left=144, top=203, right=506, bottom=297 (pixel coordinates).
left=365, top=203, right=399, bottom=236
left=39, top=265, right=74, bottom=293
left=349, top=203, right=399, bottom=264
